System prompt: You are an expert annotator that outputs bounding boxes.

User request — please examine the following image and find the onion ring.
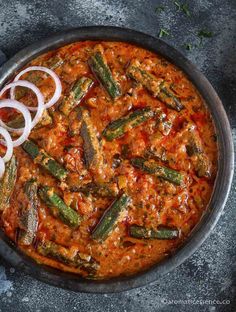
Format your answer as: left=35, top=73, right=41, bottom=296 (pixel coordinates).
left=0, top=99, right=32, bottom=147
left=0, top=80, right=44, bottom=131
left=0, top=127, right=13, bottom=162
left=10, top=66, right=62, bottom=110
left=0, top=157, right=5, bottom=179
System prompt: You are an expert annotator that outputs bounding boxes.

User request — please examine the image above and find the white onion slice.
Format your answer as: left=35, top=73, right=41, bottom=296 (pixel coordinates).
left=0, top=157, right=5, bottom=179
left=0, top=127, right=13, bottom=162
left=10, top=66, right=62, bottom=110
left=0, top=80, right=44, bottom=132
left=0, top=99, right=32, bottom=147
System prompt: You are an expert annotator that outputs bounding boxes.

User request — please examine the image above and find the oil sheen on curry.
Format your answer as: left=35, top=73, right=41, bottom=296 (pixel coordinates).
left=0, top=41, right=217, bottom=279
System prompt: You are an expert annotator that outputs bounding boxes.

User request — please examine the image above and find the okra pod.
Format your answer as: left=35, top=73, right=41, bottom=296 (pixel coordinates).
left=37, top=240, right=99, bottom=271
left=22, top=140, right=67, bottom=181
left=88, top=51, right=121, bottom=99
left=18, top=179, right=38, bottom=245
left=186, top=137, right=202, bottom=156
left=70, top=182, right=116, bottom=198
left=7, top=109, right=52, bottom=130
left=38, top=186, right=82, bottom=229
left=78, top=108, right=103, bottom=170
left=46, top=55, right=64, bottom=70
left=15, top=72, right=42, bottom=101
left=6, top=115, right=25, bottom=129
left=127, top=60, right=184, bottom=111
left=0, top=155, right=17, bottom=211
left=130, top=157, right=183, bottom=185
left=34, top=110, right=53, bottom=129
left=92, top=193, right=130, bottom=241
left=158, top=81, right=184, bottom=112
left=59, top=77, right=94, bottom=116
left=103, top=107, right=155, bottom=141
left=129, top=225, right=179, bottom=239
left=15, top=56, right=63, bottom=100
left=194, top=154, right=211, bottom=178
left=15, top=73, right=42, bottom=100
left=127, top=62, right=163, bottom=97
left=186, top=133, right=211, bottom=177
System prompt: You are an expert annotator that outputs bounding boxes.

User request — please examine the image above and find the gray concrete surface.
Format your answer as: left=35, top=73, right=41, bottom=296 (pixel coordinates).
left=0, top=0, right=235, bottom=311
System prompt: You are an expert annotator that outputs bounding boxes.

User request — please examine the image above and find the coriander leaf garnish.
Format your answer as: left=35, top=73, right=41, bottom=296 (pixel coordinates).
left=181, top=4, right=190, bottom=16
left=198, top=30, right=214, bottom=45
left=198, top=30, right=213, bottom=38
left=174, top=1, right=181, bottom=11
left=155, top=5, right=165, bottom=13
left=184, top=43, right=193, bottom=51
left=174, top=1, right=191, bottom=16
left=159, top=28, right=170, bottom=38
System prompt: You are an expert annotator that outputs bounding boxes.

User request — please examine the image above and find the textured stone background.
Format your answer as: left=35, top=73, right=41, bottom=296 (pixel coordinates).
left=0, top=0, right=235, bottom=311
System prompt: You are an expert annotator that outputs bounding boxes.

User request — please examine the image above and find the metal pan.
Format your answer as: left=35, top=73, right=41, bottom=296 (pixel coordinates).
left=0, top=26, right=234, bottom=293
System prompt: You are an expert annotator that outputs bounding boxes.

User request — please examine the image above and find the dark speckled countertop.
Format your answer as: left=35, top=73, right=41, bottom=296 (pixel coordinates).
left=0, top=1, right=235, bottom=311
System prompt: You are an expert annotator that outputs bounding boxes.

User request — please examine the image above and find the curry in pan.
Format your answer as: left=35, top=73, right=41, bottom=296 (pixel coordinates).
left=0, top=41, right=217, bottom=279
